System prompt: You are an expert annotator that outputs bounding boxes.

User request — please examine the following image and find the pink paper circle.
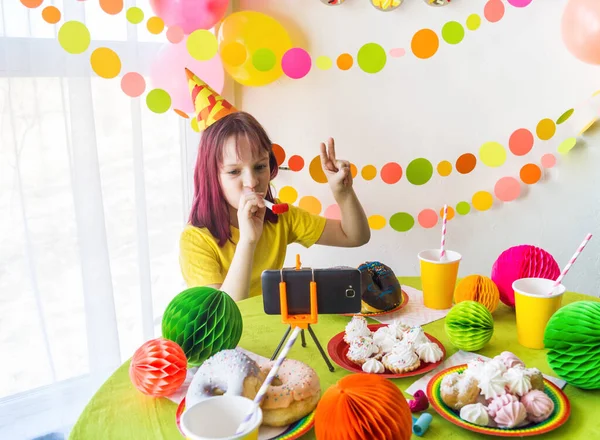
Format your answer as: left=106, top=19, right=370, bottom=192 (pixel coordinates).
left=166, top=26, right=184, bottom=44
left=509, top=128, right=534, bottom=156
left=507, top=0, right=532, bottom=7
left=282, top=48, right=312, bottom=79
left=389, top=48, right=406, bottom=58
left=541, top=153, right=556, bottom=169
left=418, top=209, right=438, bottom=228
left=121, top=72, right=146, bottom=97
left=494, top=177, right=521, bottom=202
left=484, top=0, right=505, bottom=23
left=324, top=204, right=341, bottom=220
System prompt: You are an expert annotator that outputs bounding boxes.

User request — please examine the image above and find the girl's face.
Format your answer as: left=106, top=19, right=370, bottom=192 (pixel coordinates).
left=219, top=135, right=271, bottom=210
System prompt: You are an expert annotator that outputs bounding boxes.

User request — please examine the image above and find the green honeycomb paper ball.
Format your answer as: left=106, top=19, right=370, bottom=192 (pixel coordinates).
left=544, top=301, right=600, bottom=390
left=445, top=300, right=494, bottom=351
left=162, top=287, right=243, bottom=366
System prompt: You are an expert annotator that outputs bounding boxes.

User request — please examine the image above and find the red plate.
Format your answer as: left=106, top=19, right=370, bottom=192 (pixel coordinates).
left=341, top=289, right=409, bottom=317
left=327, top=324, right=446, bottom=378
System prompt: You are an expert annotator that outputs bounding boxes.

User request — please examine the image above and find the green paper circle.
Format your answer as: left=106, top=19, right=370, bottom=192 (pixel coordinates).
left=146, top=89, right=171, bottom=114
left=126, top=7, right=144, bottom=24
left=544, top=301, right=600, bottom=389
left=442, top=21, right=465, bottom=45
left=445, top=301, right=494, bottom=351
left=389, top=212, right=415, bottom=232
left=252, top=48, right=277, bottom=72
left=58, top=21, right=91, bottom=55
left=162, top=287, right=243, bottom=366
left=406, top=158, right=434, bottom=185
left=357, top=43, right=387, bottom=74
left=556, top=108, right=574, bottom=125
left=456, top=202, right=471, bottom=215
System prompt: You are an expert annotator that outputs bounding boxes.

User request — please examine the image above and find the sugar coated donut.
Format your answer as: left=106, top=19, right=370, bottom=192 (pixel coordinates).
left=259, top=359, right=321, bottom=427
left=186, top=349, right=265, bottom=408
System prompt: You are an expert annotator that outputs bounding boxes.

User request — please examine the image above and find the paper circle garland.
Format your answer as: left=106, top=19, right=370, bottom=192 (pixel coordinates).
left=129, top=337, right=187, bottom=397
left=544, top=301, right=600, bottom=390
left=491, top=245, right=560, bottom=307
left=162, top=287, right=243, bottom=366
left=454, top=274, right=500, bottom=313
left=445, top=301, right=494, bottom=351
left=315, top=374, right=412, bottom=440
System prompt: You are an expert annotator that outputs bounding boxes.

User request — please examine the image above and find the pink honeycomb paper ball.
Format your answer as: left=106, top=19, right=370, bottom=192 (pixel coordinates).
left=491, top=245, right=560, bottom=307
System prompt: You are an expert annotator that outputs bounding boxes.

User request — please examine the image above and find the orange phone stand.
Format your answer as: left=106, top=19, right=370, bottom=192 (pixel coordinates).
left=271, top=255, right=334, bottom=372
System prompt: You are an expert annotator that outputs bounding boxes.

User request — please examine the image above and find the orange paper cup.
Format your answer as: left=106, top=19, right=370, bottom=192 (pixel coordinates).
left=513, top=278, right=566, bottom=349
left=418, top=249, right=462, bottom=310
left=180, top=396, right=262, bottom=440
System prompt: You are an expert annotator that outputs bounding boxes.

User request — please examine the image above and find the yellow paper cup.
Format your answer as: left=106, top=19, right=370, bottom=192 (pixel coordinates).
left=513, top=278, right=566, bottom=349
left=180, top=395, right=262, bottom=440
left=418, top=249, right=462, bottom=310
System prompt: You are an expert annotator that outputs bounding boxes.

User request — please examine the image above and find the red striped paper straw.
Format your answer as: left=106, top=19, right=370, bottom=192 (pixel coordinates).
left=440, top=204, right=448, bottom=259
left=552, top=233, right=592, bottom=289
left=235, top=326, right=302, bottom=434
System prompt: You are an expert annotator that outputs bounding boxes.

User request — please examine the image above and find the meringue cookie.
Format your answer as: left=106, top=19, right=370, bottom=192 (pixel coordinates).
left=344, top=316, right=371, bottom=343
left=362, top=357, right=385, bottom=374
left=460, top=403, right=490, bottom=426
left=388, top=319, right=410, bottom=339
left=487, top=394, right=519, bottom=418
left=521, top=389, right=555, bottom=423
left=494, top=351, right=525, bottom=369
left=373, top=327, right=397, bottom=352
left=347, top=336, right=379, bottom=362
left=464, top=358, right=486, bottom=379
left=478, top=370, right=507, bottom=400
left=415, top=342, right=444, bottom=363
left=494, top=401, right=527, bottom=428
left=504, top=366, right=532, bottom=396
left=403, top=326, right=429, bottom=346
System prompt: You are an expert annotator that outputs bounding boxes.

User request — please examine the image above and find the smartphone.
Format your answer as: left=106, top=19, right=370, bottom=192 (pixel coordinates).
left=262, top=267, right=362, bottom=315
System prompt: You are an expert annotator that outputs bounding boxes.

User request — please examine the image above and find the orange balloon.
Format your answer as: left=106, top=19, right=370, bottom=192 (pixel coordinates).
left=129, top=338, right=187, bottom=397
left=562, top=0, right=600, bottom=64
left=315, top=374, right=412, bottom=440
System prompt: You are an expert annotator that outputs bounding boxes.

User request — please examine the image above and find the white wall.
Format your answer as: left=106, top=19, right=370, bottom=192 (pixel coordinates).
left=236, top=0, right=600, bottom=297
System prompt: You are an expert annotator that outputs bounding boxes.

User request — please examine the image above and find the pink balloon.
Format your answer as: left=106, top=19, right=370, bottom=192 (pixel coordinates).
left=149, top=0, right=229, bottom=34
left=150, top=41, right=224, bottom=114
left=562, top=0, right=600, bottom=65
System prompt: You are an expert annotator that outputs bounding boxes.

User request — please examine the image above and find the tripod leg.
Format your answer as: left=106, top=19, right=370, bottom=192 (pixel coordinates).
left=301, top=329, right=306, bottom=347
left=271, top=325, right=292, bottom=360
left=307, top=325, right=335, bottom=372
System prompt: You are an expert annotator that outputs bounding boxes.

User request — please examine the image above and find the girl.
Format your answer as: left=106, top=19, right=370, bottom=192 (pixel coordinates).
left=180, top=70, right=370, bottom=301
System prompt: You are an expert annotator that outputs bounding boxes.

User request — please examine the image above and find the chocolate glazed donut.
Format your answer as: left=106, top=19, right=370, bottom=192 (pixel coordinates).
left=358, top=261, right=402, bottom=313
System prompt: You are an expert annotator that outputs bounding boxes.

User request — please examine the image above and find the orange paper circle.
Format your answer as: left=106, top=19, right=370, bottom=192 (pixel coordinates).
left=440, top=206, right=455, bottom=221
left=380, top=162, right=402, bottom=184
left=411, top=29, right=439, bottom=59
left=299, top=196, right=322, bottom=215
left=361, top=165, right=377, bottom=180
left=437, top=160, right=452, bottom=176
left=272, top=144, right=285, bottom=166
left=147, top=16, right=165, bottom=34
left=309, top=156, right=328, bottom=183
left=42, top=6, right=61, bottom=24
left=337, top=53, right=354, bottom=70
left=455, top=153, right=477, bottom=174
left=288, top=155, right=304, bottom=171
left=520, top=163, right=542, bottom=184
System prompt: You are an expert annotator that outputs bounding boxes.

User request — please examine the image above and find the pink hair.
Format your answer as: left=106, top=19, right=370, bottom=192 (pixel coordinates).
left=188, top=111, right=279, bottom=247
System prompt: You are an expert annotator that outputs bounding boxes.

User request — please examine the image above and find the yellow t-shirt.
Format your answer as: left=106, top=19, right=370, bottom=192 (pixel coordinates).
left=179, top=202, right=327, bottom=299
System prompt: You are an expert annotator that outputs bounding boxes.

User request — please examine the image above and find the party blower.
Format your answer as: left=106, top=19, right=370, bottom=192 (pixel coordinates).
left=264, top=199, right=289, bottom=215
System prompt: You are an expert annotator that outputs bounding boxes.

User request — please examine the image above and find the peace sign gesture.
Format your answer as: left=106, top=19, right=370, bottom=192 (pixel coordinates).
left=319, top=137, right=353, bottom=195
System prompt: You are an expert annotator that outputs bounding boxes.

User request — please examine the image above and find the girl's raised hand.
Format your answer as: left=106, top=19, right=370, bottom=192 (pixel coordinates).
left=319, top=137, right=352, bottom=195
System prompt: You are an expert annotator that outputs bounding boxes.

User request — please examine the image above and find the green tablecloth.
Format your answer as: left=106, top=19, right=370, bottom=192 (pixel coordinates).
left=69, top=277, right=600, bottom=439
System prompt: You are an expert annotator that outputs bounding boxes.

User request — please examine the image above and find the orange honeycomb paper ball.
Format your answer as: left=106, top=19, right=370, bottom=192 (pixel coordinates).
left=314, top=374, right=412, bottom=440
left=129, top=337, right=187, bottom=397
left=454, top=274, right=500, bottom=313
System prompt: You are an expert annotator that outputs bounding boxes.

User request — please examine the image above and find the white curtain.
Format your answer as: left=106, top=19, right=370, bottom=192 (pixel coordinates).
left=0, top=1, right=199, bottom=438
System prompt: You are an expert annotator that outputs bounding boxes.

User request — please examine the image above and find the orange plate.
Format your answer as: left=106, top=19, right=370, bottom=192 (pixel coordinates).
left=327, top=324, right=446, bottom=379
left=342, top=289, right=409, bottom=317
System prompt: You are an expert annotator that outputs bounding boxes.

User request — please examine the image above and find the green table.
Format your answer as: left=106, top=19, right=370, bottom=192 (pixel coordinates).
left=70, top=278, right=600, bottom=439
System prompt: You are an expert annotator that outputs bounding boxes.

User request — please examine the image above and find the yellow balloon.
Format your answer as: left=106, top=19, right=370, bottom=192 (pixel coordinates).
left=218, top=11, right=292, bottom=87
